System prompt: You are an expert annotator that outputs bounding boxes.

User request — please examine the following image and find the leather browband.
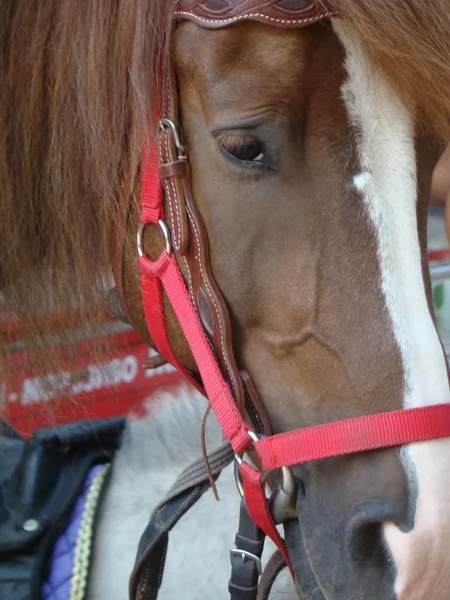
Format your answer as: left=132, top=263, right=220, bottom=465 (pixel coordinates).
left=174, top=0, right=335, bottom=29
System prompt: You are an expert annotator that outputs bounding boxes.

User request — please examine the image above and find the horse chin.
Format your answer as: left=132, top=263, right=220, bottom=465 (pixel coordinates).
left=284, top=519, right=326, bottom=600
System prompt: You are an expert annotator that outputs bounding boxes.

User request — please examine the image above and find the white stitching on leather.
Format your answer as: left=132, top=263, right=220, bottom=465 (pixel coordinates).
left=187, top=204, right=237, bottom=397
left=174, top=10, right=332, bottom=26
left=163, top=76, right=183, bottom=251
left=158, top=118, right=177, bottom=245
left=183, top=255, right=194, bottom=297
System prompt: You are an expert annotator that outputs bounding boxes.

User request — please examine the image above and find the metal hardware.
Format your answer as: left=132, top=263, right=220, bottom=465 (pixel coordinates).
left=137, top=219, right=172, bottom=258
left=22, top=518, right=40, bottom=532
left=234, top=448, right=297, bottom=525
left=230, top=548, right=262, bottom=576
left=234, top=430, right=259, bottom=466
left=234, top=459, right=245, bottom=497
left=159, top=118, right=187, bottom=157
left=234, top=430, right=259, bottom=497
left=269, top=466, right=297, bottom=524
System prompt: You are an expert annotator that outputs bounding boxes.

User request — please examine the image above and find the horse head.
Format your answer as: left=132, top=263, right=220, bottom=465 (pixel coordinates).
left=2, top=1, right=450, bottom=598
left=120, top=3, right=450, bottom=599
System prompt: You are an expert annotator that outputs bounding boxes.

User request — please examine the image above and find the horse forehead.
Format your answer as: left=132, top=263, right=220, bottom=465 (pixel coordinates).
left=174, top=21, right=311, bottom=99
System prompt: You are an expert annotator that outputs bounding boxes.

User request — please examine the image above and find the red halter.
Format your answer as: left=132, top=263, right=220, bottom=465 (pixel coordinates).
left=131, top=0, right=450, bottom=577
left=138, top=129, right=450, bottom=573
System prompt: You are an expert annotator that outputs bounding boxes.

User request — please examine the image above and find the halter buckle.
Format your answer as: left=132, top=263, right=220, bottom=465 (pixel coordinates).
left=230, top=548, right=262, bottom=576
left=159, top=118, right=187, bottom=158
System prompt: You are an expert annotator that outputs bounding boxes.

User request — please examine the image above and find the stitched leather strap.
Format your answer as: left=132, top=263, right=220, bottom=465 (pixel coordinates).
left=174, top=0, right=335, bottom=29
left=129, top=442, right=234, bottom=599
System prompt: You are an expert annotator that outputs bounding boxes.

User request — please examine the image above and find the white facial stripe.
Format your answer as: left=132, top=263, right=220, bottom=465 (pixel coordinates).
left=333, top=20, right=450, bottom=600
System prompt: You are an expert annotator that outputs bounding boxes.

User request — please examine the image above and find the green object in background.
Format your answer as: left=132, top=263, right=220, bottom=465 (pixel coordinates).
left=434, top=283, right=445, bottom=311
left=432, top=280, right=450, bottom=336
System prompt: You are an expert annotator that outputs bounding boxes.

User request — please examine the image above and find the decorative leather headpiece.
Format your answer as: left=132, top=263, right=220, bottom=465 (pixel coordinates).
left=175, top=0, right=334, bottom=28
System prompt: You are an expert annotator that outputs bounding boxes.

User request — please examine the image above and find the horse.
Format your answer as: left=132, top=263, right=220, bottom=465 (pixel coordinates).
left=2, top=1, right=450, bottom=599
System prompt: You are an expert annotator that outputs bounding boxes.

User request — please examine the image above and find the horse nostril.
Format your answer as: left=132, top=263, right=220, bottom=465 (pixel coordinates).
left=347, top=502, right=405, bottom=567
left=348, top=520, right=385, bottom=566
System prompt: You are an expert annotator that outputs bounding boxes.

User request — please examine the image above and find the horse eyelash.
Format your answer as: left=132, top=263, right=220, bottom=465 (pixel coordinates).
left=215, top=133, right=257, bottom=153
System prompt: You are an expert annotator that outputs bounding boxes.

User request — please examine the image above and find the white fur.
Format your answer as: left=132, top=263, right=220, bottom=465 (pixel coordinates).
left=334, top=20, right=450, bottom=600
left=88, top=386, right=295, bottom=599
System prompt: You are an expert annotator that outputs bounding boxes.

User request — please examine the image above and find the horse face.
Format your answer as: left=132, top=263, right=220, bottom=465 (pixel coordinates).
left=169, top=19, right=450, bottom=599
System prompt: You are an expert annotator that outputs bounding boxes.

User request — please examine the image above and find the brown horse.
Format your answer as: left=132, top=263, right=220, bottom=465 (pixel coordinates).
left=2, top=1, right=450, bottom=599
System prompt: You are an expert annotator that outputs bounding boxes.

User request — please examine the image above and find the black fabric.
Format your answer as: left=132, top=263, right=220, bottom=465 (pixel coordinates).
left=229, top=498, right=265, bottom=600
left=0, top=417, right=125, bottom=600
left=129, top=480, right=212, bottom=600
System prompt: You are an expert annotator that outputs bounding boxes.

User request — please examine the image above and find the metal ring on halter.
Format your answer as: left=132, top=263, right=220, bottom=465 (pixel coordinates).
left=137, top=220, right=172, bottom=258
left=234, top=460, right=295, bottom=499
left=159, top=118, right=187, bottom=157
left=234, top=430, right=259, bottom=466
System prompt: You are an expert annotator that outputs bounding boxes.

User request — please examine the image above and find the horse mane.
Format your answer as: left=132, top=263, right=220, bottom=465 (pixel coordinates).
left=0, top=0, right=172, bottom=378
left=1, top=0, right=450, bottom=382
left=327, top=0, right=450, bottom=141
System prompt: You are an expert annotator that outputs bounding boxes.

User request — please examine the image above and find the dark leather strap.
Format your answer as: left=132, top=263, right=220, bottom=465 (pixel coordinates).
left=256, top=550, right=287, bottom=600
left=129, top=480, right=212, bottom=600
left=129, top=441, right=234, bottom=599
left=229, top=498, right=266, bottom=600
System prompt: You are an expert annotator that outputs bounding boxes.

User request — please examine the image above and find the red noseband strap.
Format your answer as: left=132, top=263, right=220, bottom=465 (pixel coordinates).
left=138, top=140, right=450, bottom=576
left=255, top=403, right=450, bottom=471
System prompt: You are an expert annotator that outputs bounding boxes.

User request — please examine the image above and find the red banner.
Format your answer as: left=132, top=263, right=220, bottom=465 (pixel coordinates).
left=2, top=326, right=188, bottom=437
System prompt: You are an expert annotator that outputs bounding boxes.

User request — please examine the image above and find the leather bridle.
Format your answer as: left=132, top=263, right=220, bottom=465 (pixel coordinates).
left=115, top=1, right=450, bottom=597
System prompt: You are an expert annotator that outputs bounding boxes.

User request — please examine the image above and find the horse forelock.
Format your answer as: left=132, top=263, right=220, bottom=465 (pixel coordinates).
left=328, top=0, right=450, bottom=142
left=0, top=0, right=171, bottom=381
left=1, top=0, right=450, bottom=397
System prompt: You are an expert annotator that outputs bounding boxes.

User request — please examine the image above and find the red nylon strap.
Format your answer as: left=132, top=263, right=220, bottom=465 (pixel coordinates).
left=255, top=403, right=450, bottom=471
left=139, top=251, right=251, bottom=453
left=239, top=462, right=294, bottom=576
left=139, top=257, right=201, bottom=393
left=139, top=145, right=202, bottom=393
left=138, top=135, right=450, bottom=581
left=141, top=146, right=163, bottom=224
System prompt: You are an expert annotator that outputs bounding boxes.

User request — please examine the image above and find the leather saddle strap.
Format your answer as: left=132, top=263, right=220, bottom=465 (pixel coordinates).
left=129, top=442, right=234, bottom=600
left=229, top=498, right=266, bottom=600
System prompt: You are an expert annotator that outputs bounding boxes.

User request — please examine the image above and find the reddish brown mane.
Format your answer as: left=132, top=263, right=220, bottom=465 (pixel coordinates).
left=1, top=0, right=449, bottom=378
left=0, top=0, right=172, bottom=376
left=327, top=0, right=450, bottom=140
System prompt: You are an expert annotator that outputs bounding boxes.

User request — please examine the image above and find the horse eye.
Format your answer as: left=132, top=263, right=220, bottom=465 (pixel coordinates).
left=218, top=135, right=264, bottom=164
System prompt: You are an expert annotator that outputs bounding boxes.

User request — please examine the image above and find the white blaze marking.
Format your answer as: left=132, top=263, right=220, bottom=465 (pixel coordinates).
left=333, top=20, right=450, bottom=599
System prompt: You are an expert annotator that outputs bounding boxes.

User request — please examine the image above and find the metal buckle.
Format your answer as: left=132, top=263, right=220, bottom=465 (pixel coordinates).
left=230, top=548, right=262, bottom=576
left=159, top=118, right=187, bottom=158
left=137, top=220, right=172, bottom=258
